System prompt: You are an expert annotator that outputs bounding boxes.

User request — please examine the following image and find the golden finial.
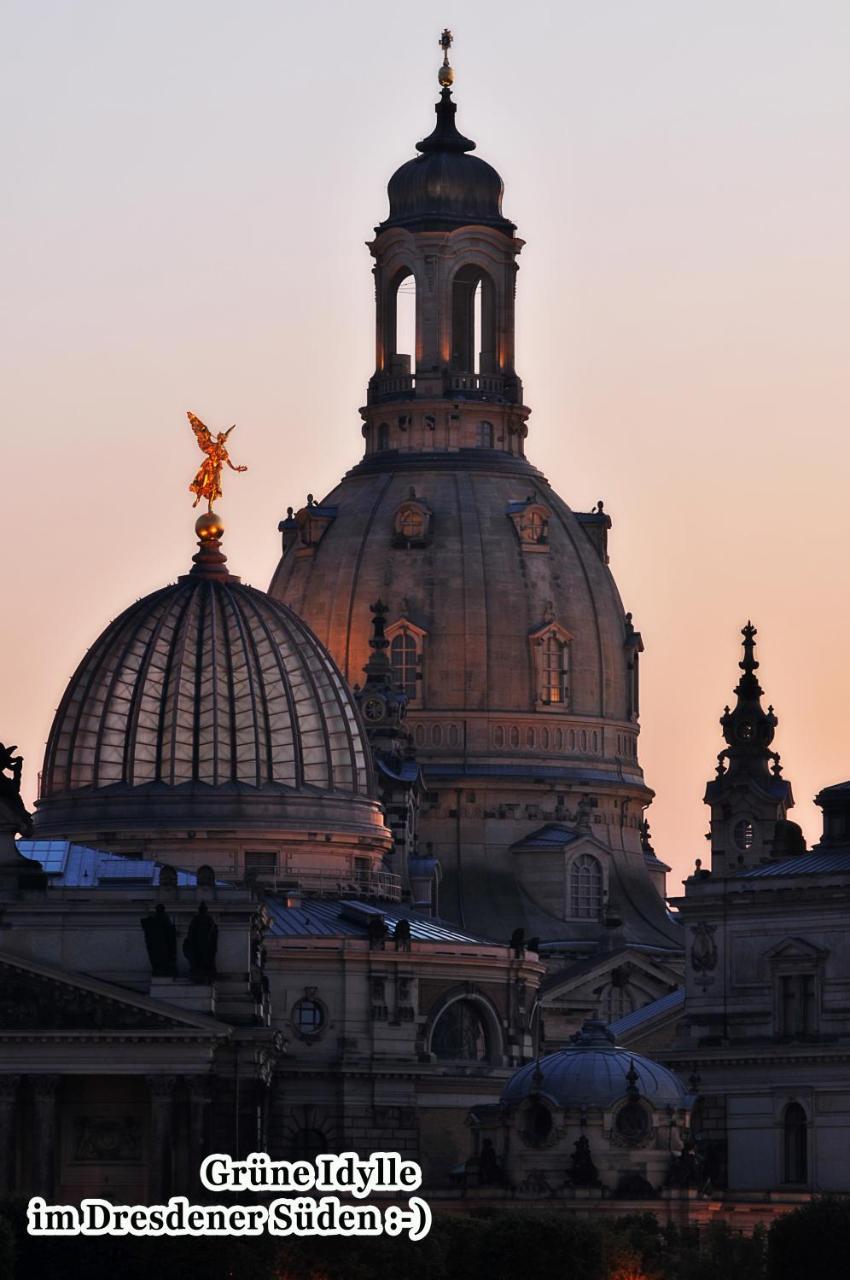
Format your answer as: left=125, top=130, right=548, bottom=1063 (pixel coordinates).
left=185, top=411, right=247, bottom=529
left=438, top=27, right=455, bottom=88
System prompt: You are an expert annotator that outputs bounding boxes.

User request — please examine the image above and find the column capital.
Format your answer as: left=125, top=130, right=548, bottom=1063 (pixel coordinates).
left=0, top=1076, right=20, bottom=1101
left=146, top=1074, right=177, bottom=1098
left=30, top=1074, right=60, bottom=1100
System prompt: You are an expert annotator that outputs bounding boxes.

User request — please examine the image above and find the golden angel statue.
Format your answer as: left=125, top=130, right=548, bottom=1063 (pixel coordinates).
left=186, top=411, right=247, bottom=510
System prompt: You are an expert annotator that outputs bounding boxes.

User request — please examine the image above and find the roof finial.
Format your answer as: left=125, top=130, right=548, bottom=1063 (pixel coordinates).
left=438, top=28, right=455, bottom=87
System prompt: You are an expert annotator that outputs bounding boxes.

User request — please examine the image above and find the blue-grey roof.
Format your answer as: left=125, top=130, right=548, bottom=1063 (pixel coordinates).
left=740, top=851, right=850, bottom=878
left=264, top=897, right=494, bottom=945
left=608, top=988, right=685, bottom=1038
left=503, top=1021, right=687, bottom=1109
left=512, top=823, right=581, bottom=851
left=17, top=839, right=197, bottom=887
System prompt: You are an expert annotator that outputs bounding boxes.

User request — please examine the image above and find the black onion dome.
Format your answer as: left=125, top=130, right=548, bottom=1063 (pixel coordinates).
left=380, top=89, right=515, bottom=234
left=35, top=524, right=384, bottom=843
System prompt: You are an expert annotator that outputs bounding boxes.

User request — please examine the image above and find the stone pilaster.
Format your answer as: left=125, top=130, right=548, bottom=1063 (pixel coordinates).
left=146, top=1075, right=177, bottom=1200
left=30, top=1074, right=60, bottom=1197
left=0, top=1076, right=20, bottom=1195
left=186, top=1075, right=213, bottom=1192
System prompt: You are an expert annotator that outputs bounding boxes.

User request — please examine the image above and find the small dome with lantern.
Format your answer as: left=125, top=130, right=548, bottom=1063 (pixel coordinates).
left=502, top=1020, right=688, bottom=1111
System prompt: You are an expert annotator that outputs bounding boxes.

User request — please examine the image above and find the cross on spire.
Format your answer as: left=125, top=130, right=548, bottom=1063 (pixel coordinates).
left=439, top=28, right=453, bottom=61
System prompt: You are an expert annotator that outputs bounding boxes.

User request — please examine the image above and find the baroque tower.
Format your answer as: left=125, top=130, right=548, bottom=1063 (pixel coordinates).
left=703, top=623, right=802, bottom=874
left=270, top=36, right=678, bottom=957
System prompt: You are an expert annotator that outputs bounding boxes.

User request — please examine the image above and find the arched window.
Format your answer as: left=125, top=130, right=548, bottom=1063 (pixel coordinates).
left=397, top=505, right=424, bottom=540
left=541, top=633, right=569, bottom=705
left=570, top=854, right=603, bottom=919
left=477, top=420, right=494, bottom=448
left=734, top=819, right=755, bottom=851
left=390, top=630, right=418, bottom=699
left=431, top=999, right=490, bottom=1062
left=783, top=1102, right=807, bottom=1184
left=391, top=270, right=416, bottom=368
left=377, top=422, right=390, bottom=451
left=451, top=266, right=496, bottom=375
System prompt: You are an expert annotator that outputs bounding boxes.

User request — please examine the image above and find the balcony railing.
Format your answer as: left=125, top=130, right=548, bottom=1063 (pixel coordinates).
left=368, top=370, right=512, bottom=405
left=243, top=864, right=403, bottom=902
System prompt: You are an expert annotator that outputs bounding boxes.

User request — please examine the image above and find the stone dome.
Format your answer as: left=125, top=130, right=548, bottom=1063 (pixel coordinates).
left=271, top=453, right=640, bottom=763
left=502, top=1021, right=687, bottom=1110
left=380, top=88, right=514, bottom=234
left=36, top=523, right=387, bottom=848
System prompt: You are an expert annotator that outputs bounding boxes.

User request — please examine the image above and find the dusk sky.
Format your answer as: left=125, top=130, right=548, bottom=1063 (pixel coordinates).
left=3, top=0, right=850, bottom=889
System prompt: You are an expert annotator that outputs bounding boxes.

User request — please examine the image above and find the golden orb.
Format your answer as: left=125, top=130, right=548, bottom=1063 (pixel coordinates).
left=438, top=63, right=455, bottom=87
left=195, top=510, right=225, bottom=542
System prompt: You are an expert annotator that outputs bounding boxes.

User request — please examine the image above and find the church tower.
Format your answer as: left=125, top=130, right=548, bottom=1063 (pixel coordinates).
left=703, top=623, right=801, bottom=873
left=270, top=35, right=679, bottom=956
left=364, top=29, right=527, bottom=457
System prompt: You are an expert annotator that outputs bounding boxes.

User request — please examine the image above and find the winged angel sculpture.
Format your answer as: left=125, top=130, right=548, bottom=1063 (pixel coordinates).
left=186, top=411, right=247, bottom=511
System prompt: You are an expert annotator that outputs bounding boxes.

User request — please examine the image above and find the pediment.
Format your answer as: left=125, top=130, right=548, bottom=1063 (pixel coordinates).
left=763, top=936, right=828, bottom=964
left=541, top=947, right=682, bottom=1002
left=0, top=951, right=230, bottom=1036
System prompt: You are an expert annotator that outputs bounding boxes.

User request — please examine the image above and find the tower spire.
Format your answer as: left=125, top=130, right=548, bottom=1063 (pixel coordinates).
left=703, top=623, right=798, bottom=873
left=717, top=622, right=779, bottom=779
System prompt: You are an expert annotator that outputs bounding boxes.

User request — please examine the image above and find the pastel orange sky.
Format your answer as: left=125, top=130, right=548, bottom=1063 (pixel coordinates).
left=3, top=1, right=850, bottom=891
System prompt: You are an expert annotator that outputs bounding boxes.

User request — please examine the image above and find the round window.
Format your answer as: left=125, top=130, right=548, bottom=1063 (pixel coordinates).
left=292, top=997, right=325, bottom=1037
left=733, top=819, right=755, bottom=851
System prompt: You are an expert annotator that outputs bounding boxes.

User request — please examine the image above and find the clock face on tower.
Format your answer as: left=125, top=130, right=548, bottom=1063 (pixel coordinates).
left=363, top=696, right=386, bottom=723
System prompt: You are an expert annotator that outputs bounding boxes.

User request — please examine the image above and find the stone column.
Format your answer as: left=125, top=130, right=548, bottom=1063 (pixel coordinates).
left=146, top=1075, right=176, bottom=1201
left=0, top=1076, right=20, bottom=1195
left=30, top=1075, right=60, bottom=1198
left=186, top=1076, right=213, bottom=1193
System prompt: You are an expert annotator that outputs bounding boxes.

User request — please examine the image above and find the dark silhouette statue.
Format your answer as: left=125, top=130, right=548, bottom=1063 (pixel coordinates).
left=183, top=901, right=218, bottom=981
left=0, top=742, right=32, bottom=837
left=140, top=904, right=177, bottom=977
left=367, top=914, right=388, bottom=951
left=568, top=1134, right=600, bottom=1188
left=393, top=918, right=412, bottom=952
left=510, top=927, right=525, bottom=958
left=478, top=1138, right=505, bottom=1186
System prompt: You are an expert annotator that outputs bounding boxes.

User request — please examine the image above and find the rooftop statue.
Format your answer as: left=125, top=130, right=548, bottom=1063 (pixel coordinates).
left=186, top=411, right=247, bottom=511
left=0, top=743, right=32, bottom=838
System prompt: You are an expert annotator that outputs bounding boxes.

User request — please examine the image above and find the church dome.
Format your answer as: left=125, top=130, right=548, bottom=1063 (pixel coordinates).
left=380, top=88, right=514, bottom=234
left=502, top=1021, right=687, bottom=1110
left=36, top=518, right=386, bottom=849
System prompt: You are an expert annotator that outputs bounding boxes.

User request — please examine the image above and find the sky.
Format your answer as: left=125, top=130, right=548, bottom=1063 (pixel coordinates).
left=3, top=1, right=850, bottom=891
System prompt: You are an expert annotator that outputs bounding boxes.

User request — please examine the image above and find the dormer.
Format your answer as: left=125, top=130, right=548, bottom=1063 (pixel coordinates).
left=508, top=497, right=552, bottom=553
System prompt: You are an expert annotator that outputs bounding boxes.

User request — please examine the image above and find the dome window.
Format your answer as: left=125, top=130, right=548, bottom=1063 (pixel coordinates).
left=520, top=1098, right=556, bottom=1148
left=508, top=498, right=552, bottom=552
left=377, top=422, right=391, bottom=451
left=569, top=854, right=603, bottom=919
left=392, top=493, right=431, bottom=547
left=477, top=420, right=494, bottom=448
left=529, top=622, right=572, bottom=708
left=386, top=617, right=427, bottom=703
